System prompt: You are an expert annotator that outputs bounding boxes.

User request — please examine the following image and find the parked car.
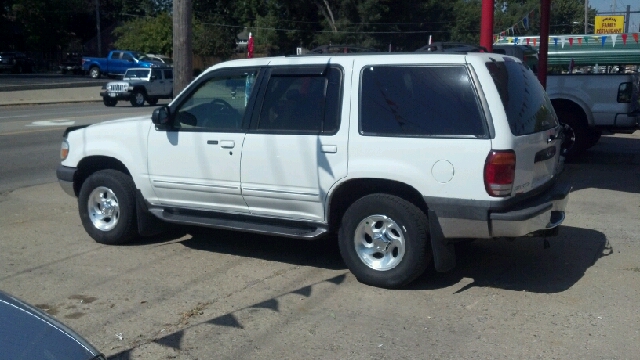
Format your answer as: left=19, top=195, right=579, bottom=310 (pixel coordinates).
left=59, top=52, right=83, bottom=75
left=146, top=54, right=173, bottom=66
left=0, top=290, right=105, bottom=360
left=82, top=50, right=162, bottom=79
left=100, top=67, right=173, bottom=107
left=0, top=51, right=35, bottom=73
left=57, top=52, right=570, bottom=288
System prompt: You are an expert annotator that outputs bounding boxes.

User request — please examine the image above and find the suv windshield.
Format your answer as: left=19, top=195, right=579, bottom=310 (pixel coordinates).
left=486, top=59, right=557, bottom=136
left=124, top=69, right=150, bottom=79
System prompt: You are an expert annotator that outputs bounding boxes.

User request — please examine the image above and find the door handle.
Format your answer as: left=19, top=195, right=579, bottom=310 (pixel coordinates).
left=220, top=140, right=235, bottom=149
left=321, top=145, right=337, bottom=153
left=207, top=140, right=218, bottom=145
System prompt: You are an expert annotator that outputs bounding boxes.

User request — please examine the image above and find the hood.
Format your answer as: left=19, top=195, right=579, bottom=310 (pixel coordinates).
left=0, top=290, right=104, bottom=360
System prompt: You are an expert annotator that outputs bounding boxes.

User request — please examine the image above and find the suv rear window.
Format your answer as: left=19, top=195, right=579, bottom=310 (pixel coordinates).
left=486, top=59, right=557, bottom=136
left=360, top=65, right=486, bottom=137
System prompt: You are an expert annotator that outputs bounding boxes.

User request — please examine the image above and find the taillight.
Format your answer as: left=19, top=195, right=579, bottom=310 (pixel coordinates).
left=484, top=150, right=516, bottom=197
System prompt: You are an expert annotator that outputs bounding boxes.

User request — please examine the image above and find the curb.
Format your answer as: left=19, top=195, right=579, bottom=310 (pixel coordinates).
left=0, top=81, right=106, bottom=92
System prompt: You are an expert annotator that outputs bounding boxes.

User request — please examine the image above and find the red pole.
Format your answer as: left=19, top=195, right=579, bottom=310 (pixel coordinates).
left=480, top=0, right=494, bottom=52
left=538, top=0, right=551, bottom=89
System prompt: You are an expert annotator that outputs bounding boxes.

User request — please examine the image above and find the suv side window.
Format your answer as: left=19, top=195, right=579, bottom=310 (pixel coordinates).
left=173, top=69, right=258, bottom=131
left=121, top=52, right=133, bottom=61
left=151, top=69, right=162, bottom=80
left=256, top=68, right=341, bottom=133
left=360, top=65, right=486, bottom=137
left=111, top=51, right=123, bottom=59
left=163, top=69, right=173, bottom=79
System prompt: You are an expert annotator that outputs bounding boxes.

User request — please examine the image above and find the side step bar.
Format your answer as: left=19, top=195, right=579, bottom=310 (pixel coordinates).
left=149, top=208, right=328, bottom=240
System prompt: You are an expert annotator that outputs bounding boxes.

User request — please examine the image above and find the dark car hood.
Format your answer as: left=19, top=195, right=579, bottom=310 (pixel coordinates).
left=0, top=290, right=103, bottom=360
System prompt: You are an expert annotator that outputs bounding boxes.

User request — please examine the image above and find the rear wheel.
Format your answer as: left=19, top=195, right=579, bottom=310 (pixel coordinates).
left=338, top=194, right=431, bottom=288
left=130, top=90, right=146, bottom=107
left=89, top=66, right=100, bottom=79
left=78, top=170, right=138, bottom=245
left=556, top=109, right=589, bottom=160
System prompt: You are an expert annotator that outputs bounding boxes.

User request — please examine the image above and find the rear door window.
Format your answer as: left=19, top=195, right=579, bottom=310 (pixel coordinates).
left=486, top=59, right=557, bottom=136
left=360, top=65, right=487, bottom=137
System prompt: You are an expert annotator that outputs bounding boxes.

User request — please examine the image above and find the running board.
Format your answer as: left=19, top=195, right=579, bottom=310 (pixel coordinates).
left=149, top=208, right=328, bottom=240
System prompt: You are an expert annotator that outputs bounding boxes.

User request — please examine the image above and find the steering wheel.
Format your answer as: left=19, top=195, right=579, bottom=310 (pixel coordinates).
left=210, top=98, right=234, bottom=113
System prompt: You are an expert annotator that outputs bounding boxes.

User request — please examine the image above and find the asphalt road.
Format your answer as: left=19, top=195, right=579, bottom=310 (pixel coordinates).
left=0, top=102, right=166, bottom=194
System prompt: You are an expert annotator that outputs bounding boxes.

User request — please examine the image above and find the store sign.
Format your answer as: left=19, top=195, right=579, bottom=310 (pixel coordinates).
left=595, top=16, right=625, bottom=34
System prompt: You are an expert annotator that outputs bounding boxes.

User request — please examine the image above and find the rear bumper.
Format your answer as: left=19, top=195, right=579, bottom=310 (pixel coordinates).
left=426, top=181, right=571, bottom=239
left=489, top=183, right=570, bottom=237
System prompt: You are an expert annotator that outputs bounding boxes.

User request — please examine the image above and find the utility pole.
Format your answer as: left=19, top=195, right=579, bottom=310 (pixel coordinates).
left=625, top=5, right=630, bottom=33
left=95, top=0, right=101, bottom=56
left=584, top=0, right=588, bottom=34
left=173, top=0, right=193, bottom=96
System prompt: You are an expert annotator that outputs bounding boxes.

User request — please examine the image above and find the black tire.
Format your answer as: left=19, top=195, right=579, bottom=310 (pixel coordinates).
left=556, top=109, right=590, bottom=160
left=130, top=90, right=146, bottom=107
left=103, top=97, right=117, bottom=107
left=147, top=97, right=158, bottom=106
left=89, top=66, right=101, bottom=79
left=338, top=194, right=431, bottom=288
left=78, top=169, right=138, bottom=245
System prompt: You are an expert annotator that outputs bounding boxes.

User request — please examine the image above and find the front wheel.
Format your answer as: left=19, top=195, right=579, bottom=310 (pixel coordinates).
left=338, top=194, right=431, bottom=288
left=78, top=170, right=138, bottom=245
left=103, top=97, right=117, bottom=107
left=130, top=90, right=146, bottom=107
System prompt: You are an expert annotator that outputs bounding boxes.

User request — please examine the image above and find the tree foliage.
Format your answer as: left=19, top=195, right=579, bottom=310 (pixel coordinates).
left=113, top=12, right=172, bottom=54
left=1, top=0, right=601, bottom=57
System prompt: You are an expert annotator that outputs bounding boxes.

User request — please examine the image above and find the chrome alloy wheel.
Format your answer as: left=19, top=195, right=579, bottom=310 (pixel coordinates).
left=354, top=215, right=406, bottom=271
left=87, top=186, right=120, bottom=231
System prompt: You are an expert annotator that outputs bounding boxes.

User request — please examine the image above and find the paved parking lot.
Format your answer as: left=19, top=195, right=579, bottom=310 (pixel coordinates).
left=0, top=134, right=639, bottom=359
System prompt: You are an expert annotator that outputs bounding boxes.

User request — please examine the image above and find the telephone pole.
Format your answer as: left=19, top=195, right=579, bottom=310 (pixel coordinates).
left=95, top=0, right=101, bottom=56
left=173, top=0, right=193, bottom=96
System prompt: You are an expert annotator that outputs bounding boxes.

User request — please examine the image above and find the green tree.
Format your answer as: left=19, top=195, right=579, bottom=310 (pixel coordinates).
left=113, top=12, right=173, bottom=54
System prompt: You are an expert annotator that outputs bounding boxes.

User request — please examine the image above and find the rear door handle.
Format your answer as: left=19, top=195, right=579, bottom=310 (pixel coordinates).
left=220, top=140, right=235, bottom=149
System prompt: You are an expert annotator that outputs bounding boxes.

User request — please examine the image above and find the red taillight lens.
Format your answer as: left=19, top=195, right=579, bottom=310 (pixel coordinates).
left=484, top=150, right=516, bottom=197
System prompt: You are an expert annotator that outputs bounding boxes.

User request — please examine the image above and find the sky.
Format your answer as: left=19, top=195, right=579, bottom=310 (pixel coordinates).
left=588, top=0, right=639, bottom=32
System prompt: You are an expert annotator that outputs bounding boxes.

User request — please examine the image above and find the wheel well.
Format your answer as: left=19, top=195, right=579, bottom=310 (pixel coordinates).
left=327, top=178, right=428, bottom=233
left=132, top=86, right=147, bottom=94
left=73, top=156, right=131, bottom=196
left=551, top=99, right=588, bottom=126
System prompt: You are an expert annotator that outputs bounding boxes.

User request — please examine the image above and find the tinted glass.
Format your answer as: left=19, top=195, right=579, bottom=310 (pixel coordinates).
left=360, top=65, right=486, bottom=136
left=124, top=69, right=150, bottom=78
left=174, top=69, right=258, bottom=131
left=151, top=69, right=162, bottom=79
left=486, top=59, right=557, bottom=136
left=258, top=75, right=325, bottom=132
left=164, top=69, right=173, bottom=79
left=121, top=52, right=133, bottom=61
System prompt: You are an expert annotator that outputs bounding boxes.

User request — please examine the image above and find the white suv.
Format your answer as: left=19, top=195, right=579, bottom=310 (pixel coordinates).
left=57, top=53, right=570, bottom=288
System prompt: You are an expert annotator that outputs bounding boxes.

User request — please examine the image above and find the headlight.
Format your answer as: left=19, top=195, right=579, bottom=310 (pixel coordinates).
left=60, top=140, right=69, bottom=160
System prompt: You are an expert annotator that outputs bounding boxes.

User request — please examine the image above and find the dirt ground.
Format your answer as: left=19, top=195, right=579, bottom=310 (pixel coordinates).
left=1, top=134, right=639, bottom=360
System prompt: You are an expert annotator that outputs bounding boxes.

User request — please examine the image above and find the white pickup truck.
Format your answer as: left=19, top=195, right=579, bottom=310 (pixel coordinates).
left=492, top=43, right=640, bottom=159
left=547, top=73, right=640, bottom=159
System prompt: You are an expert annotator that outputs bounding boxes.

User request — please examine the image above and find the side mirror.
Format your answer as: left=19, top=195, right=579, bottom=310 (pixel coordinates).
left=617, top=82, right=631, bottom=103
left=152, top=105, right=172, bottom=126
